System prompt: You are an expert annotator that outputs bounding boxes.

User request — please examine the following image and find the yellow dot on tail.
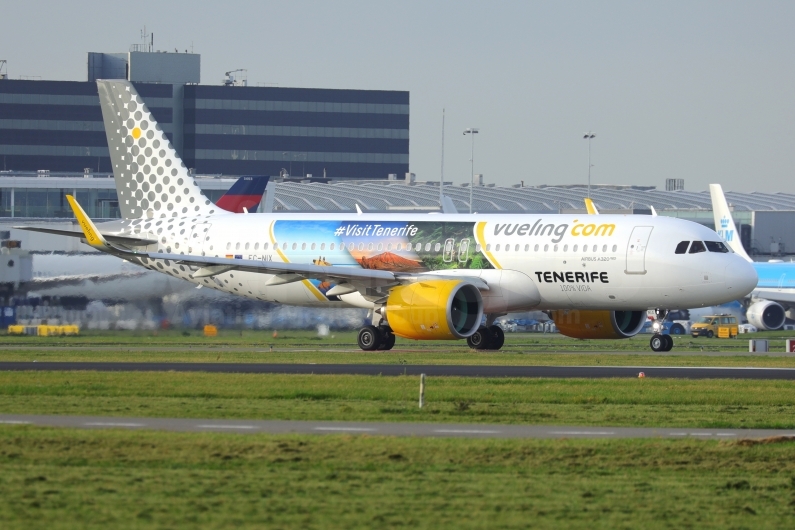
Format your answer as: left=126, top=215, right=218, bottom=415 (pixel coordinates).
left=132, top=127, right=141, bottom=139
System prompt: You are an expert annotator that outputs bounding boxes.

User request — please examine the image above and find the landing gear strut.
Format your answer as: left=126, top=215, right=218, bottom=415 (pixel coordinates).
left=649, top=308, right=673, bottom=352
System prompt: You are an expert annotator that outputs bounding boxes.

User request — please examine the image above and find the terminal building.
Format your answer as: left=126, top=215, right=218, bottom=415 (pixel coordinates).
left=0, top=48, right=409, bottom=180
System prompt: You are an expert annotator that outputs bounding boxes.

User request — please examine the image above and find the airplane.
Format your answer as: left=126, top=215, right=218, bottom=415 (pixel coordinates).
left=15, top=81, right=758, bottom=352
left=215, top=175, right=269, bottom=213
left=710, top=183, right=795, bottom=330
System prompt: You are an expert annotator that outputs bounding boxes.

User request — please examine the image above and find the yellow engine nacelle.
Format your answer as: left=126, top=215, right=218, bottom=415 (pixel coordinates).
left=384, top=280, right=483, bottom=340
left=551, top=310, right=646, bottom=340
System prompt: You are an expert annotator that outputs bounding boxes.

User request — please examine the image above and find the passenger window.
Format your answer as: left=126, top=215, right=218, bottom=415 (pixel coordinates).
left=425, top=243, right=431, bottom=252
left=320, top=243, right=325, bottom=250
left=349, top=243, right=354, bottom=251
left=226, top=242, right=231, bottom=250
left=689, top=241, right=706, bottom=254
left=524, top=244, right=529, bottom=251
left=235, top=242, right=240, bottom=250
left=293, top=243, right=298, bottom=250
left=368, top=243, right=374, bottom=251
left=495, top=244, right=501, bottom=251
left=476, top=244, right=482, bottom=252
left=254, top=243, right=259, bottom=250
left=264, top=243, right=269, bottom=250
left=378, top=243, right=383, bottom=251
left=573, top=244, right=578, bottom=252
left=283, top=242, right=287, bottom=250
left=358, top=243, right=364, bottom=251
left=434, top=243, right=441, bottom=252
left=582, top=245, right=588, bottom=252
left=486, top=244, right=491, bottom=251
left=612, top=245, right=617, bottom=252
left=387, top=243, right=392, bottom=251
left=554, top=244, right=558, bottom=252
left=515, top=244, right=520, bottom=252
left=311, top=243, right=316, bottom=250
left=675, top=241, right=689, bottom=254
left=534, top=244, right=539, bottom=252
left=329, top=243, right=334, bottom=250
left=705, top=241, right=729, bottom=253
left=301, top=243, right=306, bottom=250
left=563, top=245, right=568, bottom=252
left=245, top=242, right=250, bottom=250
left=602, top=245, right=607, bottom=252
left=544, top=244, right=549, bottom=252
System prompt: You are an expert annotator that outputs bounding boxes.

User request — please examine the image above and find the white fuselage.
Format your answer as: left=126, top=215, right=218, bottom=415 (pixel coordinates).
left=109, top=212, right=757, bottom=313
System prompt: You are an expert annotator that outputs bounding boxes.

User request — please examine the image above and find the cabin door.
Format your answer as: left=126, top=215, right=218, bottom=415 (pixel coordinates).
left=625, top=226, right=653, bottom=274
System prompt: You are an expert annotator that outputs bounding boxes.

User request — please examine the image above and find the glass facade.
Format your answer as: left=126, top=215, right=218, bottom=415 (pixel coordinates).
left=0, top=187, right=120, bottom=218
left=0, top=80, right=410, bottom=180
left=183, top=85, right=409, bottom=179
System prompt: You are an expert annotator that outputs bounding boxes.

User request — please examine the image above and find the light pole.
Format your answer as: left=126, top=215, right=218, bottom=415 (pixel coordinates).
left=583, top=132, right=596, bottom=197
left=463, top=128, right=479, bottom=213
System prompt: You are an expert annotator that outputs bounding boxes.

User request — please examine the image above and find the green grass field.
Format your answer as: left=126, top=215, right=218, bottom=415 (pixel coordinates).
left=3, top=334, right=795, bottom=528
left=2, top=329, right=795, bottom=367
left=2, top=371, right=795, bottom=429
left=1, top=426, right=794, bottom=529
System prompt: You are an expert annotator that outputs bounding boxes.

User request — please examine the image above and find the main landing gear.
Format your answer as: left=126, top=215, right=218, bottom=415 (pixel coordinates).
left=357, top=325, right=395, bottom=351
left=649, top=308, right=674, bottom=352
left=467, top=325, right=505, bottom=351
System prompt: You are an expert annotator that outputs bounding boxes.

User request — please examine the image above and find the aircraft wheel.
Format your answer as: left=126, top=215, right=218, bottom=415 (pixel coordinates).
left=357, top=325, right=382, bottom=351
left=467, top=326, right=493, bottom=350
left=650, top=334, right=666, bottom=352
left=662, top=334, right=674, bottom=352
left=669, top=323, right=685, bottom=335
left=379, top=331, right=396, bottom=351
left=488, top=325, right=505, bottom=350
left=706, top=330, right=714, bottom=338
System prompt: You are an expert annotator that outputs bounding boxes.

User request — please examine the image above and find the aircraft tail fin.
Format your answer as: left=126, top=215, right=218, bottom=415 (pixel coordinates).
left=216, top=176, right=270, bottom=213
left=96, top=80, right=216, bottom=220
left=709, top=183, right=751, bottom=262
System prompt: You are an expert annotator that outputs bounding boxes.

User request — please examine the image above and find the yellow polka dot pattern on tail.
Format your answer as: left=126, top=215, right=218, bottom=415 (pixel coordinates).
left=131, top=127, right=141, bottom=139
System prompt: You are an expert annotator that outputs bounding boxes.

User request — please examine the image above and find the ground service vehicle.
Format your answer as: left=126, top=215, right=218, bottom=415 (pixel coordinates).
left=690, top=315, right=739, bottom=338
left=17, top=81, right=758, bottom=352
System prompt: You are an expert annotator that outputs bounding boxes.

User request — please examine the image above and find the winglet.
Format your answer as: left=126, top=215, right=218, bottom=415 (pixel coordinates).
left=650, top=205, right=658, bottom=216
left=66, top=195, right=108, bottom=248
left=584, top=198, right=599, bottom=215
left=355, top=204, right=363, bottom=215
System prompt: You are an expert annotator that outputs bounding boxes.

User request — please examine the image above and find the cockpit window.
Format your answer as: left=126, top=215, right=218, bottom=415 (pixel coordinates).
left=675, top=241, right=690, bottom=254
left=689, top=241, right=706, bottom=254
left=705, top=241, right=729, bottom=253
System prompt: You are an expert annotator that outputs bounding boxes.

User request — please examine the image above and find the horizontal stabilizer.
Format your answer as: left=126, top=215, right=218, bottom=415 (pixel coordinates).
left=13, top=226, right=157, bottom=247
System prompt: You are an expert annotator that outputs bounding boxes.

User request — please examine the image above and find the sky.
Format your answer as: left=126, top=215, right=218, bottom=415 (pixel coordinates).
left=2, top=0, right=794, bottom=193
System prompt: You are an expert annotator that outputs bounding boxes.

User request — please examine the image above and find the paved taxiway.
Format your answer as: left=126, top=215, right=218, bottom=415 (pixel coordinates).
left=1, top=413, right=793, bottom=440
left=2, top=361, right=795, bottom=379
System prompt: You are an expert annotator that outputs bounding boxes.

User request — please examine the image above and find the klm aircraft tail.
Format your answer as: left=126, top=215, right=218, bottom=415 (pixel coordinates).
left=709, top=183, right=751, bottom=262
left=96, top=80, right=216, bottom=220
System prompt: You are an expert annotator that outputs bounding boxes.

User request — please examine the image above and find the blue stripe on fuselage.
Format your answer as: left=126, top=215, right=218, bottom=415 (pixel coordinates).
left=754, top=262, right=795, bottom=289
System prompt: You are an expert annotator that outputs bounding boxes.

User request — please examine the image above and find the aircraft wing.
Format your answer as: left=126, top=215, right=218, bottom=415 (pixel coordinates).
left=13, top=226, right=157, bottom=247
left=752, top=289, right=795, bottom=305
left=147, top=252, right=489, bottom=294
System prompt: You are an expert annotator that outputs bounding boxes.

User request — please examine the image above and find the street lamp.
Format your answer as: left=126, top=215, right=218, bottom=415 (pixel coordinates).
left=463, top=128, right=479, bottom=213
left=583, top=132, right=596, bottom=198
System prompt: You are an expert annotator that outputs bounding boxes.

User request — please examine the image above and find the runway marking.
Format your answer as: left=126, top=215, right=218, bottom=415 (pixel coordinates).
left=84, top=422, right=145, bottom=427
left=314, top=427, right=377, bottom=432
left=0, top=420, right=30, bottom=424
left=716, top=433, right=737, bottom=436
left=549, top=431, right=615, bottom=435
left=434, top=429, right=502, bottom=434
left=196, top=424, right=256, bottom=429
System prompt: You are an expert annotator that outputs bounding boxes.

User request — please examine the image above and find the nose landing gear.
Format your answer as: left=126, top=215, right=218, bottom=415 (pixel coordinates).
left=649, top=308, right=673, bottom=352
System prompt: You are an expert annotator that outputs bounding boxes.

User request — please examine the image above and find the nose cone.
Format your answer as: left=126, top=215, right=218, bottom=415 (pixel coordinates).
left=725, top=256, right=758, bottom=298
